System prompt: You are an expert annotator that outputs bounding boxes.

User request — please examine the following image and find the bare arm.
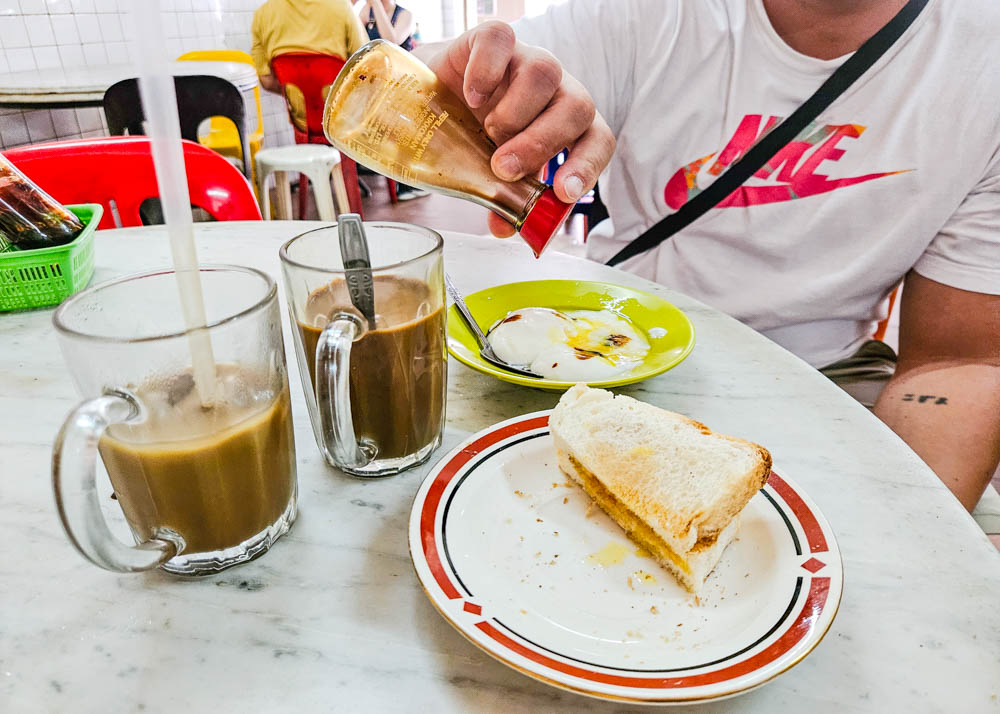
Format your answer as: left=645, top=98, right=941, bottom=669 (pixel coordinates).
left=258, top=73, right=281, bottom=93
left=250, top=14, right=281, bottom=92
left=367, top=1, right=413, bottom=46
left=873, top=271, right=1000, bottom=511
left=345, top=8, right=370, bottom=55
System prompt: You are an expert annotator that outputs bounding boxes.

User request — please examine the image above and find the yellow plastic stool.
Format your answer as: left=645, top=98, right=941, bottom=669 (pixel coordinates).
left=177, top=50, right=265, bottom=188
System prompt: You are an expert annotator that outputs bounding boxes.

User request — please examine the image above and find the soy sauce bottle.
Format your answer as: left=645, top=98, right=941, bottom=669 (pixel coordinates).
left=0, top=153, right=83, bottom=251
left=323, top=40, right=573, bottom=258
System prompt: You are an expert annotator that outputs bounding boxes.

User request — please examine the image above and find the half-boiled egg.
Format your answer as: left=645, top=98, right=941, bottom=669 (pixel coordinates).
left=486, top=307, right=650, bottom=381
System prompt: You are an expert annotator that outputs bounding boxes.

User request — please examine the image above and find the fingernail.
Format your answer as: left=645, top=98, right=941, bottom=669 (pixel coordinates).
left=495, top=153, right=522, bottom=180
left=467, top=88, right=488, bottom=108
left=564, top=174, right=584, bottom=201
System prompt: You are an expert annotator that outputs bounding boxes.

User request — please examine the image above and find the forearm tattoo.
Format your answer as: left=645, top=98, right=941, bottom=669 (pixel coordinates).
left=902, top=394, right=948, bottom=405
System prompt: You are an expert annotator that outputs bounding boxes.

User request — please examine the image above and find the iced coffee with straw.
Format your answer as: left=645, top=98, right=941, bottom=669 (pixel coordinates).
left=52, top=266, right=297, bottom=575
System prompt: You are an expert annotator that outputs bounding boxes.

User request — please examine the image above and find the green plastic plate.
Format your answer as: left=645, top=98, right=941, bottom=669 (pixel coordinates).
left=447, top=279, right=696, bottom=390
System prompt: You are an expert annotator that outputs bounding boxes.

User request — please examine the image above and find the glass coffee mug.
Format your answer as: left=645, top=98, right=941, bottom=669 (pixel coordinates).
left=280, top=222, right=447, bottom=477
left=52, top=266, right=297, bottom=575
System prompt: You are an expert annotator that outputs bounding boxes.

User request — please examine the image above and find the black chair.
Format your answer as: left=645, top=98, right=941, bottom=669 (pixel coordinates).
left=103, top=75, right=252, bottom=178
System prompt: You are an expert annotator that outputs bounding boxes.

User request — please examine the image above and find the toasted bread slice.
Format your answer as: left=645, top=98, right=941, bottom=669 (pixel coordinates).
left=558, top=449, right=744, bottom=592
left=550, top=385, right=771, bottom=592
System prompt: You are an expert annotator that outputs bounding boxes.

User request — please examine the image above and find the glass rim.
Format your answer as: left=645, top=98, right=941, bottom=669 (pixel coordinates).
left=279, top=221, right=444, bottom=274
left=52, top=264, right=277, bottom=345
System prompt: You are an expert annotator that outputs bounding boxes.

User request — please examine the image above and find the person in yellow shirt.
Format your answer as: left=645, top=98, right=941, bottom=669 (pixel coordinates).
left=251, top=0, right=367, bottom=108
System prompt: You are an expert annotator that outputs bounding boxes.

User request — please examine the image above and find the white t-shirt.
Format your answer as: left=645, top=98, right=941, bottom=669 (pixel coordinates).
left=515, top=0, right=1000, bottom=367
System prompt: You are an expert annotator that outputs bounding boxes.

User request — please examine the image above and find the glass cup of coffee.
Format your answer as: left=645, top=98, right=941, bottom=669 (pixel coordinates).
left=280, top=222, right=447, bottom=477
left=52, top=266, right=297, bottom=576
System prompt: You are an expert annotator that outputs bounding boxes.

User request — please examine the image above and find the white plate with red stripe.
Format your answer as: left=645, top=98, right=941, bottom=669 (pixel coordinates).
left=409, top=411, right=843, bottom=704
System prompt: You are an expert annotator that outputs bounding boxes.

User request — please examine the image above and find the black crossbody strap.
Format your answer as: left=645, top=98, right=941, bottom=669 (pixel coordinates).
left=606, top=0, right=929, bottom=267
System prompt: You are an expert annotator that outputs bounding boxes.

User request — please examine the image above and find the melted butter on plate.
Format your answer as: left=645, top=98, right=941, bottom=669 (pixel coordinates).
left=588, top=542, right=631, bottom=566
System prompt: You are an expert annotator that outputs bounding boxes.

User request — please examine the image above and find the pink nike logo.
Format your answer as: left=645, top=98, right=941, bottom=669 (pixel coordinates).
left=664, top=114, right=911, bottom=209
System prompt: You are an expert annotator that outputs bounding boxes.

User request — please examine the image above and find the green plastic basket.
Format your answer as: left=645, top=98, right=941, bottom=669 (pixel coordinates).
left=0, top=204, right=102, bottom=312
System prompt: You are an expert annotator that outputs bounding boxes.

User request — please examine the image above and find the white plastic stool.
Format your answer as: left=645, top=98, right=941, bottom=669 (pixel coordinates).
left=255, top=144, right=350, bottom=221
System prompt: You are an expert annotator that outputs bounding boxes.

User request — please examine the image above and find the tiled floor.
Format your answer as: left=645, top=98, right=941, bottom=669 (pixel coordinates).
left=357, top=178, right=490, bottom=234
left=292, top=174, right=589, bottom=256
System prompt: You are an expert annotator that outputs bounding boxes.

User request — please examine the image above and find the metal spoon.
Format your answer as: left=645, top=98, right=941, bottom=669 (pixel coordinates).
left=337, top=214, right=376, bottom=330
left=444, top=274, right=543, bottom=379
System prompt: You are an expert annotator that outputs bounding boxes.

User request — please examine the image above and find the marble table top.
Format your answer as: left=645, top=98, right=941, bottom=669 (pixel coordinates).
left=2, top=221, right=998, bottom=712
left=0, top=61, right=258, bottom=107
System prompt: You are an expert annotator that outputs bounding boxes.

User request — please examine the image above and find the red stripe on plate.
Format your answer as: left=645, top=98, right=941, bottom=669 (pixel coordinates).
left=475, top=577, right=832, bottom=689
left=421, top=415, right=551, bottom=599
left=768, top=473, right=828, bottom=553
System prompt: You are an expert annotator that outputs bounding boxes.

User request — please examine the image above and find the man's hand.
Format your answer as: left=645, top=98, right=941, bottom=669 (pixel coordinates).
left=874, top=272, right=1000, bottom=511
left=424, top=22, right=615, bottom=237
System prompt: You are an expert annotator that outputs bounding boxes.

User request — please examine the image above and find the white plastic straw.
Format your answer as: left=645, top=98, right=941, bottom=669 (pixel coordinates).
left=129, top=0, right=217, bottom=406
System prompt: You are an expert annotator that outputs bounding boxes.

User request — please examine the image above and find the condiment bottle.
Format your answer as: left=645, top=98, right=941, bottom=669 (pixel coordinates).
left=0, top=153, right=83, bottom=251
left=323, top=40, right=573, bottom=257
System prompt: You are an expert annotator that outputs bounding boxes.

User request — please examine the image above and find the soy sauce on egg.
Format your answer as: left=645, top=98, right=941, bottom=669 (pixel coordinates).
left=486, top=307, right=651, bottom=381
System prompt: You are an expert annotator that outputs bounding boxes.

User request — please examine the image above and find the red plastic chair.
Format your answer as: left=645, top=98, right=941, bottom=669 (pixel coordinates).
left=4, top=137, right=261, bottom=230
left=271, top=52, right=395, bottom=219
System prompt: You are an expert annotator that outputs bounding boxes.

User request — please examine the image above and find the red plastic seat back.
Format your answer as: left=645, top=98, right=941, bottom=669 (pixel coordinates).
left=270, top=52, right=346, bottom=142
left=3, top=136, right=261, bottom=230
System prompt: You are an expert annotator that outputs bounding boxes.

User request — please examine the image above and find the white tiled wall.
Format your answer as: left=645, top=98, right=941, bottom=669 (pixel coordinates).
left=0, top=0, right=296, bottom=151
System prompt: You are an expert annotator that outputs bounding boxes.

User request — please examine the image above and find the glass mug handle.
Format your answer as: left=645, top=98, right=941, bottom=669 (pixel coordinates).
left=315, top=312, right=375, bottom=469
left=52, top=391, right=180, bottom=572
